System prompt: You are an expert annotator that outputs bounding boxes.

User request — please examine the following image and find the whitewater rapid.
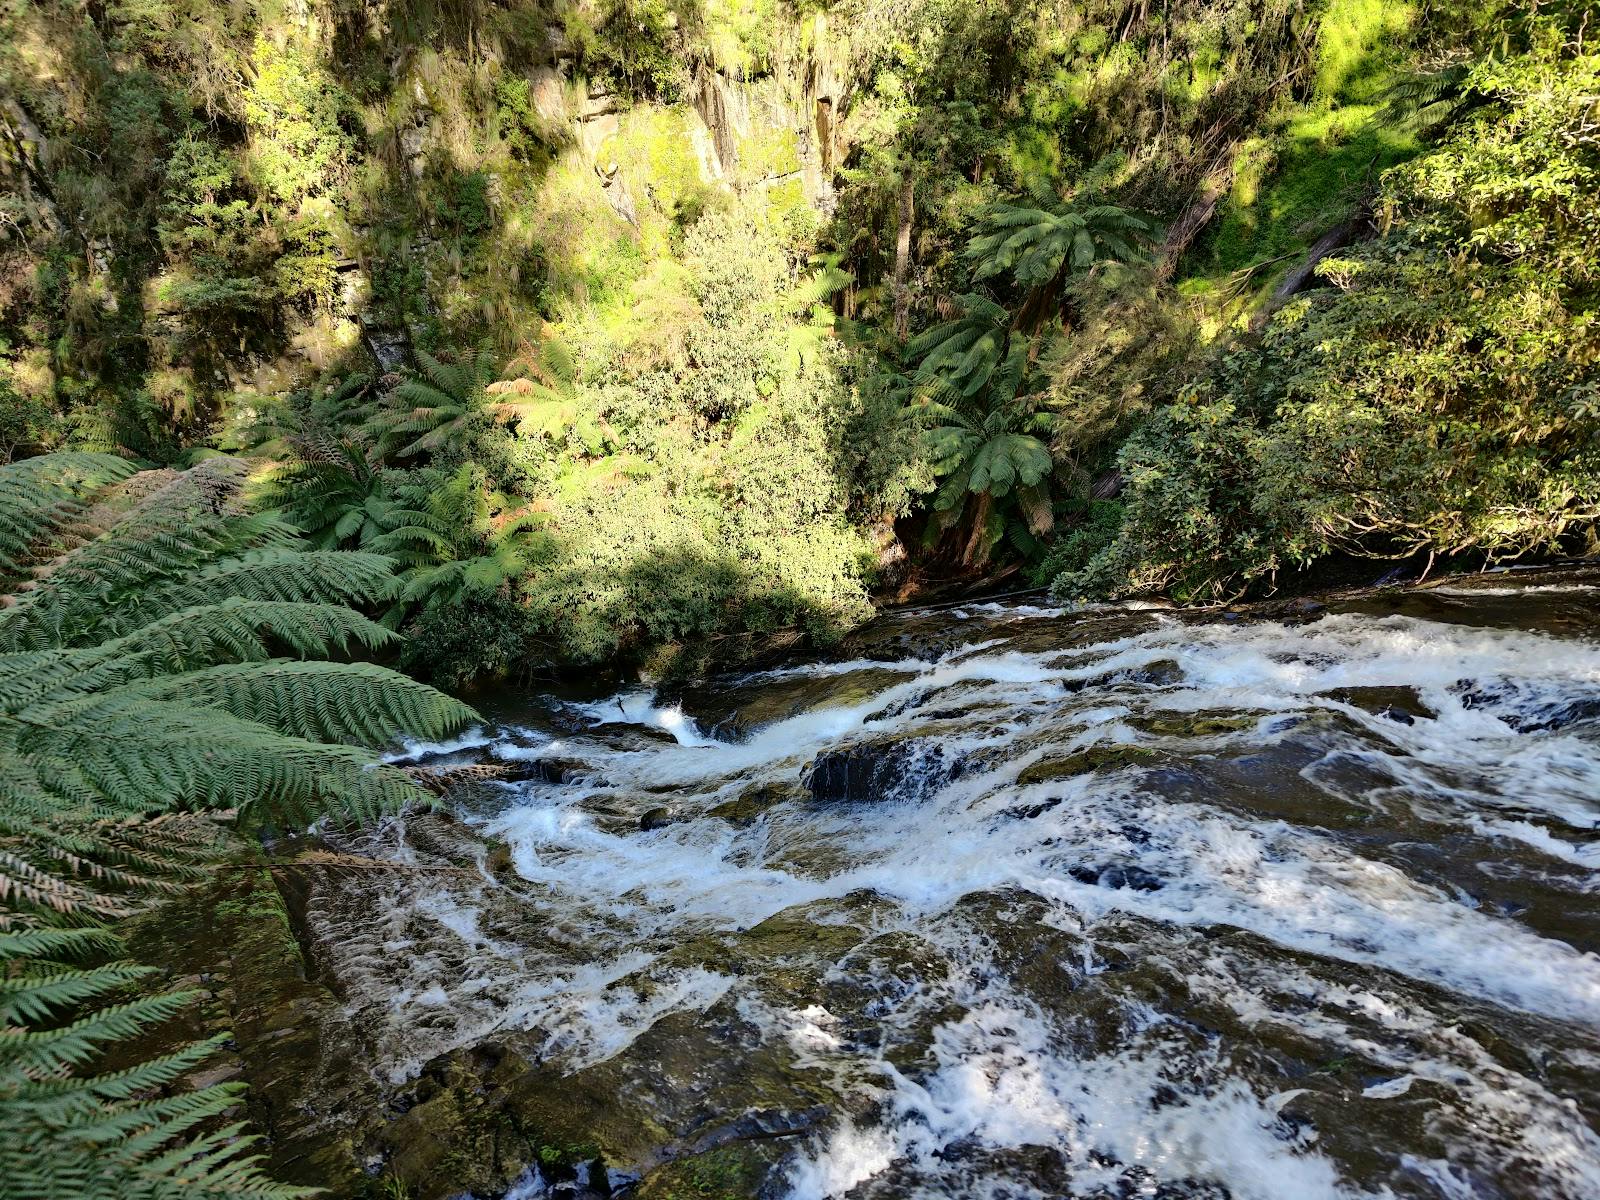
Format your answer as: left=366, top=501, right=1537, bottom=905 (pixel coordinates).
left=327, top=586, right=1600, bottom=1198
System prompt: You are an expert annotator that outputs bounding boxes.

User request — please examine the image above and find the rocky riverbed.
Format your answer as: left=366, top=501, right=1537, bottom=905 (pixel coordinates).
left=149, top=571, right=1600, bottom=1199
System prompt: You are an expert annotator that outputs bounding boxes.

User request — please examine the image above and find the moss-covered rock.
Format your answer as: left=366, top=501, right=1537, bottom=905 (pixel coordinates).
left=1126, top=711, right=1260, bottom=738
left=1014, top=744, right=1160, bottom=786
left=125, top=863, right=371, bottom=1194
left=636, top=1143, right=773, bottom=1200
left=707, top=781, right=805, bottom=826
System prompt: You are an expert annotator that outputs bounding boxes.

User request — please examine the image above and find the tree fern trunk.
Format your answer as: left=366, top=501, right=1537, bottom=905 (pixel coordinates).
left=961, top=491, right=993, bottom=566
left=892, top=172, right=915, bottom=340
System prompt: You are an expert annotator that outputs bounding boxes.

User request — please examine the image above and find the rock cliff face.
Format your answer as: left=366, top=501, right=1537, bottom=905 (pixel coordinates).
left=347, top=12, right=853, bottom=379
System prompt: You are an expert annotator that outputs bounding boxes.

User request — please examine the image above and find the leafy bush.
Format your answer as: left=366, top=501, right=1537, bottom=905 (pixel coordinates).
left=242, top=39, right=356, bottom=206
left=1057, top=32, right=1600, bottom=601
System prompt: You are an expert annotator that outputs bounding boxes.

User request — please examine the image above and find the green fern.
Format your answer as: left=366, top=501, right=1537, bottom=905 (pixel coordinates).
left=964, top=187, right=1155, bottom=331
left=910, top=341, right=1059, bottom=565
left=0, top=931, right=313, bottom=1200
left=364, top=343, right=535, bottom=459
left=252, top=434, right=396, bottom=550
left=370, top=465, right=549, bottom=618
left=905, top=293, right=1013, bottom=399
left=0, top=453, right=140, bottom=587
left=1376, top=62, right=1478, bottom=133
left=0, top=453, right=477, bottom=1198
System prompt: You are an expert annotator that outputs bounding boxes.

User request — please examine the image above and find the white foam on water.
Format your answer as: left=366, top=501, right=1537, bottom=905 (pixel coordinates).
left=316, top=598, right=1600, bottom=1197
left=1362, top=1075, right=1416, bottom=1099
left=786, top=1000, right=1370, bottom=1200
left=536, top=964, right=736, bottom=1071
left=1468, top=817, right=1600, bottom=871
left=949, top=600, right=1067, bottom=618
left=1010, top=778, right=1600, bottom=1025
left=1423, top=583, right=1598, bottom=596
left=1186, top=952, right=1600, bottom=1199
left=566, top=689, right=721, bottom=747
left=382, top=725, right=493, bottom=761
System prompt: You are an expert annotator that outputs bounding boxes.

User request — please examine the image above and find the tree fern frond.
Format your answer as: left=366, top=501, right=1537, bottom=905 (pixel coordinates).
left=1, top=988, right=202, bottom=1076
left=0, top=454, right=139, bottom=584
left=0, top=927, right=124, bottom=962
left=127, top=660, right=476, bottom=748
left=94, top=550, right=399, bottom=638
left=0, top=455, right=479, bottom=1193
left=0, top=962, right=157, bottom=1026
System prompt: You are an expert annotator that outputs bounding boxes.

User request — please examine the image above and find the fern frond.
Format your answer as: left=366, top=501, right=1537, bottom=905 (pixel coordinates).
left=0, top=962, right=157, bottom=1026
left=127, top=660, right=476, bottom=748
left=0, top=454, right=139, bottom=584
left=0, top=455, right=478, bottom=1198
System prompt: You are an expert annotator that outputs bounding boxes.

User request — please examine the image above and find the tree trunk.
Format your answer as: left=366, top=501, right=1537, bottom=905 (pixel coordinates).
left=960, top=491, right=993, bottom=566
left=1248, top=217, right=1364, bottom=330
left=892, top=172, right=915, bottom=340
left=1155, top=140, right=1240, bottom=282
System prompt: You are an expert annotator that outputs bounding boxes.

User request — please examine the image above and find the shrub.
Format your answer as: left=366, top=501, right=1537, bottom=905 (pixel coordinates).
left=1059, top=33, right=1600, bottom=601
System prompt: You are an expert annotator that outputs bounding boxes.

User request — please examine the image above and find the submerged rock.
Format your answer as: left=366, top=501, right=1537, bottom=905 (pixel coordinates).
left=1127, top=710, right=1260, bottom=738
left=1069, top=862, right=1165, bottom=892
left=639, top=805, right=680, bottom=831
left=400, top=751, right=606, bottom=795
left=802, top=736, right=955, bottom=803
left=1324, top=685, right=1435, bottom=726
left=1015, top=744, right=1160, bottom=788
left=674, top=666, right=912, bottom=740
left=707, top=781, right=804, bottom=826
left=518, top=755, right=608, bottom=785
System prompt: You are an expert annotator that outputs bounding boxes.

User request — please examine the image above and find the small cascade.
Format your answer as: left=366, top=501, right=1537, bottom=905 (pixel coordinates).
left=307, top=578, right=1600, bottom=1199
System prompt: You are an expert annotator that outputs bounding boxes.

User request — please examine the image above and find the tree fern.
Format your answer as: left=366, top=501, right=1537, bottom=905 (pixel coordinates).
left=0, top=453, right=140, bottom=586
left=1377, top=62, right=1478, bottom=133
left=906, top=293, right=1013, bottom=398
left=964, top=187, right=1156, bottom=332
left=369, top=464, right=550, bottom=619
left=364, top=342, right=531, bottom=459
left=0, top=932, right=312, bottom=1200
left=910, top=341, right=1060, bottom=564
left=485, top=331, right=610, bottom=453
left=0, top=453, right=476, bottom=1198
left=252, top=434, right=394, bottom=550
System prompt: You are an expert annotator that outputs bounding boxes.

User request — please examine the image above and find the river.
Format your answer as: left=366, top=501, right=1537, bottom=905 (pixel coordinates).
left=307, top=573, right=1600, bottom=1199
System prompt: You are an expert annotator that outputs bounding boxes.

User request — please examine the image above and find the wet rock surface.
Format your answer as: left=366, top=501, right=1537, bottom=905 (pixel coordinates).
left=180, top=580, right=1600, bottom=1198
left=802, top=735, right=956, bottom=803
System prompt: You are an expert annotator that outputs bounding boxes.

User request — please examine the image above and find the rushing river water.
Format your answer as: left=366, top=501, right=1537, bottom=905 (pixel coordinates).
left=316, top=576, right=1600, bottom=1199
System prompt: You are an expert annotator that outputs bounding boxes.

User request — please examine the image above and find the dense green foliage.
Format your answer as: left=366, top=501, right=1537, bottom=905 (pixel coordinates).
left=0, top=453, right=471, bottom=1198
left=1059, top=31, right=1600, bottom=601
left=6, top=0, right=1589, bottom=663
left=3, top=0, right=1598, bottom=1194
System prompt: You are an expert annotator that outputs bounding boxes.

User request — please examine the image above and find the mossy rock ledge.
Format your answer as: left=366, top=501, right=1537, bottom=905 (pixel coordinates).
left=127, top=861, right=893, bottom=1199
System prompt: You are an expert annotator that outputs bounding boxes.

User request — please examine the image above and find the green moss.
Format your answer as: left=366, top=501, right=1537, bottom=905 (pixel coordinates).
left=525, top=152, right=647, bottom=316
left=1316, top=0, right=1415, bottom=103
left=735, top=124, right=800, bottom=182
left=610, top=106, right=720, bottom=256
left=707, top=782, right=803, bottom=826
left=638, top=1144, right=768, bottom=1200
left=1201, top=107, right=1417, bottom=279
left=1128, top=712, right=1258, bottom=738
left=1015, top=744, right=1159, bottom=786
left=1188, top=0, right=1422, bottom=283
